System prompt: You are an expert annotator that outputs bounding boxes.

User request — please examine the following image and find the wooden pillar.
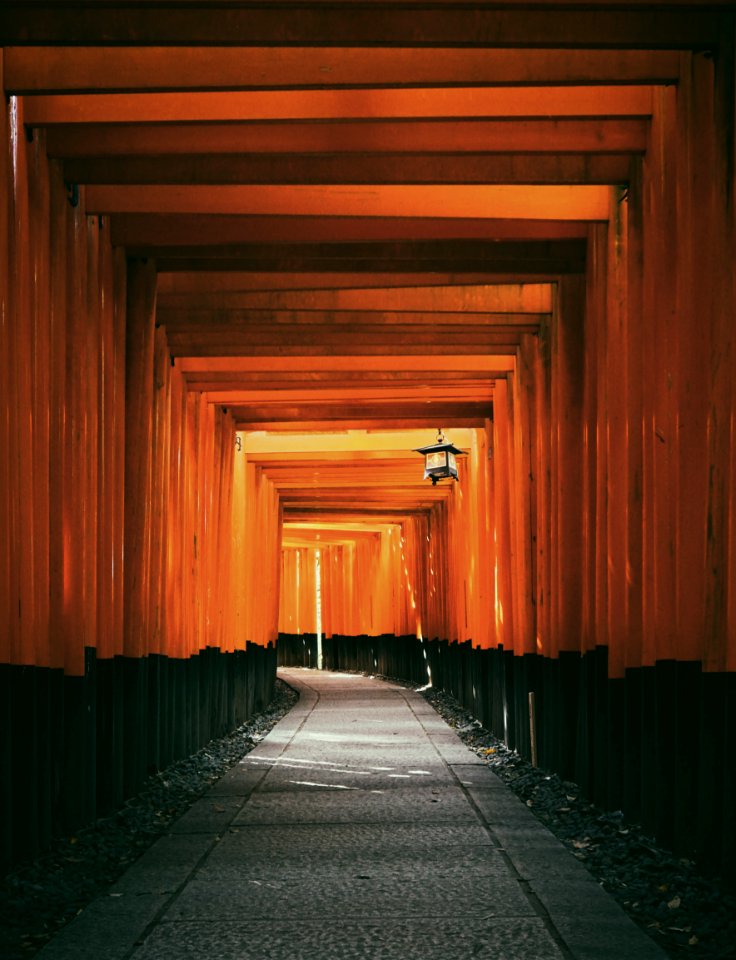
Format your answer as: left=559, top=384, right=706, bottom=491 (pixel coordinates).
left=552, top=276, right=586, bottom=655
left=122, top=257, right=156, bottom=796
left=28, top=130, right=51, bottom=673
left=123, top=258, right=157, bottom=660
left=492, top=380, right=513, bottom=653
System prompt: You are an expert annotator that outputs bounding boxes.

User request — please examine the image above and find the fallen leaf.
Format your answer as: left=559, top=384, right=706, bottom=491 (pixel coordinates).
left=667, top=896, right=681, bottom=910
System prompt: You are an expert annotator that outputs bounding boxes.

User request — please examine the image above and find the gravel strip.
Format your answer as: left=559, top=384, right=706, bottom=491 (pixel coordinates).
left=422, top=686, right=736, bottom=960
left=0, top=679, right=298, bottom=960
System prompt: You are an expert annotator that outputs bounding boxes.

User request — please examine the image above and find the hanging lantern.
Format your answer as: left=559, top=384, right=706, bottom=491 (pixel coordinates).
left=414, top=429, right=466, bottom=485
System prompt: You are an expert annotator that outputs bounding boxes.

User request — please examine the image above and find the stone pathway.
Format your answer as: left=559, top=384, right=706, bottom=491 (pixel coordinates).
left=36, top=669, right=667, bottom=960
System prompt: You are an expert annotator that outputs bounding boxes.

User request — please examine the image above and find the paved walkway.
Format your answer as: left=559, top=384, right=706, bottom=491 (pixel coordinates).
left=37, top=669, right=667, bottom=960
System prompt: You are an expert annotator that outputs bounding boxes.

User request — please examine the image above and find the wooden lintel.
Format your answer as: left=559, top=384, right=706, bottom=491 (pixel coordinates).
left=158, top=283, right=552, bottom=313
left=22, top=86, right=653, bottom=124
left=150, top=239, right=584, bottom=266
left=45, top=119, right=648, bottom=157
left=86, top=183, right=610, bottom=220
left=155, top=270, right=559, bottom=293
left=4, top=47, right=681, bottom=93
left=235, top=417, right=487, bottom=431
left=229, top=400, right=491, bottom=420
left=173, top=343, right=519, bottom=358
left=152, top=258, right=581, bottom=276
left=157, top=307, right=549, bottom=326
left=179, top=355, right=515, bottom=373
left=63, top=153, right=633, bottom=187
left=113, top=215, right=590, bottom=248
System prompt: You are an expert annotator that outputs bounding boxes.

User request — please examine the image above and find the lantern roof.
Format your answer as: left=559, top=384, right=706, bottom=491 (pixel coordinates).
left=413, top=430, right=466, bottom=457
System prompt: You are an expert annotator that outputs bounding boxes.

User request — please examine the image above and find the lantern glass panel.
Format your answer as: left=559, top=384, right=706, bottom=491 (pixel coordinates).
left=426, top=451, right=446, bottom=470
left=447, top=452, right=457, bottom=472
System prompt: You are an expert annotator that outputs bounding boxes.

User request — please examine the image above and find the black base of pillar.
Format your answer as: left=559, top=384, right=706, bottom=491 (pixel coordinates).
left=275, top=631, right=736, bottom=884
left=2, top=644, right=277, bottom=873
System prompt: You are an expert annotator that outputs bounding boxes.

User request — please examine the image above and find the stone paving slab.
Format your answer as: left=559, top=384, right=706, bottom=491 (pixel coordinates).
left=196, top=845, right=511, bottom=883
left=35, top=668, right=668, bottom=960
left=169, top=795, right=246, bottom=833
left=167, top=874, right=534, bottom=922
left=207, top=821, right=497, bottom=861
left=553, top=917, right=670, bottom=960
left=110, top=834, right=217, bottom=894
left=34, top=893, right=170, bottom=960
left=208, top=763, right=272, bottom=796
left=237, top=757, right=454, bottom=790
left=133, top=918, right=568, bottom=960
left=232, top=784, right=477, bottom=825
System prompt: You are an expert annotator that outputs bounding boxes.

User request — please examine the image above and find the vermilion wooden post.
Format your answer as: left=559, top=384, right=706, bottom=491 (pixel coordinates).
left=518, top=335, right=544, bottom=655
left=5, top=85, right=36, bottom=860
left=511, top=366, right=534, bottom=656
left=195, top=393, right=209, bottom=650
left=149, top=324, right=171, bottom=656
left=111, top=247, right=127, bottom=660
left=123, top=258, right=157, bottom=661
left=121, top=257, right=156, bottom=795
left=48, top=162, right=68, bottom=674
left=215, top=411, right=233, bottom=653
left=492, top=380, right=513, bottom=653
left=181, top=380, right=196, bottom=660
left=582, top=224, right=604, bottom=665
left=0, top=58, right=11, bottom=674
left=605, top=195, right=629, bottom=679
left=623, top=162, right=644, bottom=679
left=0, top=59, right=16, bottom=871
left=642, top=85, right=678, bottom=670
left=678, top=53, right=732, bottom=673
left=165, top=363, right=182, bottom=656
left=232, top=436, right=249, bottom=645
left=84, top=213, right=101, bottom=664
left=554, top=276, right=586, bottom=657
left=96, top=220, right=114, bottom=661
left=63, top=180, right=90, bottom=676
left=8, top=94, right=36, bottom=670
left=28, top=130, right=51, bottom=672
left=531, top=329, right=551, bottom=659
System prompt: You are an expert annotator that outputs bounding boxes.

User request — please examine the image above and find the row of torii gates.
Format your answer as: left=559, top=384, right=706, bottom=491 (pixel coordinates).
left=1, top=2, right=735, bottom=885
